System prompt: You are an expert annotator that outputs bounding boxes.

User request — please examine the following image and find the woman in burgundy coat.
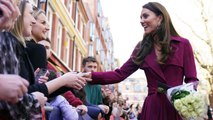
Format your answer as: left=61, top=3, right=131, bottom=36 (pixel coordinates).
left=85, top=2, right=198, bottom=120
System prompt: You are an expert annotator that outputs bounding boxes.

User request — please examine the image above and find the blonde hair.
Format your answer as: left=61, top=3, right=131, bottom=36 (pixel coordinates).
left=11, top=0, right=29, bottom=47
left=13, top=0, right=20, bottom=5
left=30, top=6, right=46, bottom=42
left=32, top=6, right=45, bottom=19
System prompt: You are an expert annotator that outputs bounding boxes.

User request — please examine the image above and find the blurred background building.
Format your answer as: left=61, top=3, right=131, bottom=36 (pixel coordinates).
left=118, top=78, right=147, bottom=107
left=32, top=0, right=117, bottom=73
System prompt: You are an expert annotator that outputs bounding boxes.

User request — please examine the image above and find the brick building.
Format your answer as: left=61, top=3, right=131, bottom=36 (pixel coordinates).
left=32, top=0, right=117, bottom=72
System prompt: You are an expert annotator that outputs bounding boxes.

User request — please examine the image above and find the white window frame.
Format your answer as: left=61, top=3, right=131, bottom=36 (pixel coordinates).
left=89, top=22, right=95, bottom=41
left=64, top=34, right=71, bottom=65
left=96, top=37, right=101, bottom=54
left=77, top=53, right=82, bottom=71
left=72, top=46, right=76, bottom=70
left=46, top=4, right=53, bottom=39
left=88, top=44, right=94, bottom=56
left=67, top=0, right=73, bottom=18
left=56, top=21, right=63, bottom=58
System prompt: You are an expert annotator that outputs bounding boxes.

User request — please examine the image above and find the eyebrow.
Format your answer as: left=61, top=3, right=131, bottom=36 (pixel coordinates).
left=37, top=19, right=46, bottom=23
left=140, top=13, right=148, bottom=18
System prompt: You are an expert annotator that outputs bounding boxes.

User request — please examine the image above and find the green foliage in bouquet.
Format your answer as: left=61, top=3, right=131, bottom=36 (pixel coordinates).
left=171, top=89, right=190, bottom=103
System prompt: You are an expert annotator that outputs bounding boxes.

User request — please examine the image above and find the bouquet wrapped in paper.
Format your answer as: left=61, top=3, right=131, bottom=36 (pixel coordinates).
left=166, top=82, right=207, bottom=120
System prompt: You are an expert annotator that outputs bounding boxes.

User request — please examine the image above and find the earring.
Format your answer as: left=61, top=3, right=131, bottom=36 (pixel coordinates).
left=157, top=24, right=161, bottom=30
left=156, top=25, right=160, bottom=30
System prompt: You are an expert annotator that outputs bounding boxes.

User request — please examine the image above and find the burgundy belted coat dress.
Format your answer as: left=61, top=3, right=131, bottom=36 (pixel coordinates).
left=90, top=36, right=198, bottom=120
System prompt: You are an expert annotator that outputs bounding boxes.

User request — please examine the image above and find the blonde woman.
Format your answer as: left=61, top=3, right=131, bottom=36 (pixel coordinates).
left=0, top=0, right=47, bottom=119
left=25, top=6, right=89, bottom=98
left=0, top=0, right=27, bottom=104
left=26, top=8, right=49, bottom=70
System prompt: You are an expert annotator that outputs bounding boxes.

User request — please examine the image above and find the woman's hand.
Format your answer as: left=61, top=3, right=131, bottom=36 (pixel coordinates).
left=78, top=72, right=92, bottom=82
left=37, top=75, right=49, bottom=83
left=0, top=0, right=20, bottom=31
left=0, top=74, right=29, bottom=104
left=61, top=72, right=88, bottom=90
left=34, top=68, right=49, bottom=84
left=31, top=92, right=47, bottom=107
left=76, top=105, right=88, bottom=115
left=98, top=104, right=110, bottom=114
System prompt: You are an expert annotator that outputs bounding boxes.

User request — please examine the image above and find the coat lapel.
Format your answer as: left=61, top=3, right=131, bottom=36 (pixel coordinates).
left=144, top=49, right=166, bottom=82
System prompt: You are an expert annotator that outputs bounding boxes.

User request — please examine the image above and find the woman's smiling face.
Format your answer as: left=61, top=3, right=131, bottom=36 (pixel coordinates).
left=140, top=8, right=162, bottom=35
left=22, top=2, right=36, bottom=37
left=32, top=13, right=50, bottom=41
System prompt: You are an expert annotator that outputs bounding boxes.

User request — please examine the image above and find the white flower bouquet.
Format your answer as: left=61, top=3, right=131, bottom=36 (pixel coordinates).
left=166, top=82, right=207, bottom=120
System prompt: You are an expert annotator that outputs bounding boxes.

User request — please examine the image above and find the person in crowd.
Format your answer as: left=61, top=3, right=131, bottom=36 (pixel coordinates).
left=48, top=95, right=79, bottom=120
left=111, top=98, right=125, bottom=120
left=63, top=57, right=110, bottom=120
left=26, top=7, right=49, bottom=70
left=6, top=1, right=87, bottom=119
left=21, top=5, right=89, bottom=99
left=83, top=2, right=198, bottom=120
left=29, top=6, right=91, bottom=118
left=127, top=104, right=137, bottom=120
left=0, top=0, right=28, bottom=104
left=38, top=38, right=81, bottom=120
left=82, top=57, right=103, bottom=105
left=101, top=85, right=116, bottom=120
left=81, top=56, right=110, bottom=118
left=66, top=88, right=104, bottom=120
left=0, top=0, right=47, bottom=119
left=39, top=38, right=95, bottom=120
left=82, top=57, right=109, bottom=118
left=135, top=104, right=142, bottom=120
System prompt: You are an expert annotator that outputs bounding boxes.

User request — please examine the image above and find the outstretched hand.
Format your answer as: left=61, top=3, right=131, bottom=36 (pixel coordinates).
left=59, top=72, right=93, bottom=90
left=77, top=72, right=92, bottom=82
left=61, top=72, right=87, bottom=90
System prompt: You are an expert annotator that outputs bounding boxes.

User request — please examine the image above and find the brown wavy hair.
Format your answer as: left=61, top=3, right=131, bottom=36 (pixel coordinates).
left=132, top=2, right=179, bottom=65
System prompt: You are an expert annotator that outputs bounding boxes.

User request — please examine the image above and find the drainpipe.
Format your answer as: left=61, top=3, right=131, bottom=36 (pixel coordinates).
left=37, top=0, right=48, bottom=14
left=74, top=0, right=79, bottom=27
left=37, top=0, right=41, bottom=8
left=44, top=0, right=48, bottom=13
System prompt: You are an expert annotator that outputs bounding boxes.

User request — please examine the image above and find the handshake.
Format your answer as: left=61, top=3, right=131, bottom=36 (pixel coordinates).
left=34, top=67, right=93, bottom=89
left=69, top=72, right=93, bottom=90
left=34, top=68, right=93, bottom=91
left=68, top=72, right=92, bottom=90
left=49, top=71, right=92, bottom=90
